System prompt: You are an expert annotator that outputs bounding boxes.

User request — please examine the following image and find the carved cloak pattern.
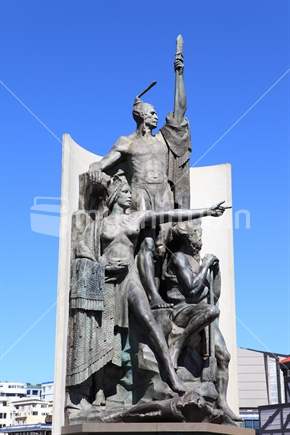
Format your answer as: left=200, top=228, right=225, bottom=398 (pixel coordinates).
left=161, top=112, right=192, bottom=210
left=66, top=259, right=116, bottom=386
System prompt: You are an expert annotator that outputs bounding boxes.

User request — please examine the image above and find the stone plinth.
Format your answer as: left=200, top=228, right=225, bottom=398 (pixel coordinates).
left=61, top=422, right=254, bottom=435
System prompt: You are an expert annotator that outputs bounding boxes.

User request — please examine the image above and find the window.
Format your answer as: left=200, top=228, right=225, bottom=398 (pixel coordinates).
left=244, top=419, right=259, bottom=435
left=253, top=421, right=259, bottom=429
left=27, top=390, right=31, bottom=395
left=2, top=402, right=7, bottom=406
left=244, top=420, right=259, bottom=429
left=32, top=390, right=38, bottom=395
left=32, top=411, right=38, bottom=416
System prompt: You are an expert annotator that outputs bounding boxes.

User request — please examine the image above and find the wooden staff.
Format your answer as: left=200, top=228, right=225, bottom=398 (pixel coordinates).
left=174, top=34, right=184, bottom=123
left=202, top=269, right=217, bottom=382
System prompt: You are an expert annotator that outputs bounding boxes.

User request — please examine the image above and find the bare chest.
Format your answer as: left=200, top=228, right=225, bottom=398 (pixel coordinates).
left=100, top=215, right=140, bottom=244
left=128, top=135, right=168, bottom=184
left=129, top=136, right=168, bottom=163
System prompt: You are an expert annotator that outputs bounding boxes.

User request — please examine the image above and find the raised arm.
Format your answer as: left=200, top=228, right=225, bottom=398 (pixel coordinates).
left=173, top=35, right=187, bottom=124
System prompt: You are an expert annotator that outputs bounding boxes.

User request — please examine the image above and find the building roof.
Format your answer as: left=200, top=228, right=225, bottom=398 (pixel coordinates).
left=9, top=397, right=51, bottom=405
left=243, top=348, right=288, bottom=359
left=0, top=424, right=52, bottom=433
left=278, top=356, right=290, bottom=364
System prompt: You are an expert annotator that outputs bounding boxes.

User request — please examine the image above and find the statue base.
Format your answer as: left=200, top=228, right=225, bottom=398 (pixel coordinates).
left=61, top=422, right=254, bottom=435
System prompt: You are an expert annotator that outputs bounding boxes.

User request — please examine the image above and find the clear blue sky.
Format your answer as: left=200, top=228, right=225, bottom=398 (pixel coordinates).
left=0, top=1, right=289, bottom=384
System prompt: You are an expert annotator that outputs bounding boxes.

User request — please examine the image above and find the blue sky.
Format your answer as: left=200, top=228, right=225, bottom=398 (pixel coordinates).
left=0, top=1, right=289, bottom=384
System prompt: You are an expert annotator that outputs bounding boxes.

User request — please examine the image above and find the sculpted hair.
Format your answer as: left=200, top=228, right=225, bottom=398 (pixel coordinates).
left=173, top=219, right=202, bottom=242
left=132, top=106, right=144, bottom=125
left=132, top=98, right=154, bottom=125
left=106, top=176, right=126, bottom=210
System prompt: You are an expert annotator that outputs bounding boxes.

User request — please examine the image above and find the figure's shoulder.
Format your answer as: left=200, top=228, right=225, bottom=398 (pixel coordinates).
left=155, top=130, right=166, bottom=143
left=170, top=251, right=187, bottom=268
left=128, top=210, right=151, bottom=224
left=112, top=134, right=132, bottom=153
left=131, top=210, right=147, bottom=220
left=121, top=211, right=145, bottom=230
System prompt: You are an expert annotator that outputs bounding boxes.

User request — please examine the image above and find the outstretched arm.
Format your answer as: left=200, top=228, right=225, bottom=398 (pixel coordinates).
left=174, top=35, right=187, bottom=124
left=142, top=202, right=230, bottom=227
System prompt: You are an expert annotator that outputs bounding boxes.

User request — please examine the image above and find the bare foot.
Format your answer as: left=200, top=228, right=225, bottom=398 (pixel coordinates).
left=150, top=296, right=174, bottom=310
left=165, top=368, right=187, bottom=396
left=92, top=389, right=106, bottom=406
left=170, top=374, right=187, bottom=396
left=218, top=399, right=242, bottom=421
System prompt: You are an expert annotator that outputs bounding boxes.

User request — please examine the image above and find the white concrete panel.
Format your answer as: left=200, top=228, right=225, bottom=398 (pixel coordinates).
left=190, top=164, right=238, bottom=414
left=53, top=136, right=100, bottom=435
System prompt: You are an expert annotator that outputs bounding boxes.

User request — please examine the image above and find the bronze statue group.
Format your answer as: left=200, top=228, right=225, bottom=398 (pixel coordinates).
left=65, top=39, right=242, bottom=425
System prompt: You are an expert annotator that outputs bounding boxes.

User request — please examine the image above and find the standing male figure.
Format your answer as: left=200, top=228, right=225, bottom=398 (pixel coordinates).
left=89, top=36, right=191, bottom=309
